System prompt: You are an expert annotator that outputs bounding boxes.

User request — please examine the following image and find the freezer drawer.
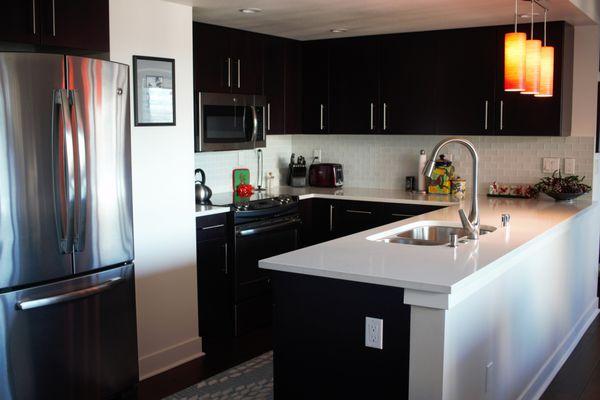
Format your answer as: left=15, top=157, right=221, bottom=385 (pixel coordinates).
left=0, top=264, right=138, bottom=400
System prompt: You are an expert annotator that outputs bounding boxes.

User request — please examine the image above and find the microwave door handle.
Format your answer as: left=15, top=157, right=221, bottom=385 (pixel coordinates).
left=250, top=105, right=258, bottom=143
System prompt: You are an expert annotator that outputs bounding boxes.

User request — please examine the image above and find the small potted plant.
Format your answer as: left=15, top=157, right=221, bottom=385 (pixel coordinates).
left=534, top=170, right=591, bottom=202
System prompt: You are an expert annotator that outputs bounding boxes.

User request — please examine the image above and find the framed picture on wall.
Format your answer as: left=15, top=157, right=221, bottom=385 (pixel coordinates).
left=132, top=55, right=176, bottom=126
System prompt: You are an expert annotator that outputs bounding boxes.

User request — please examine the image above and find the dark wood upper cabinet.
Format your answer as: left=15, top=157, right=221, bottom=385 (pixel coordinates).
left=284, top=40, right=303, bottom=134
left=0, top=0, right=108, bottom=53
left=380, top=32, right=437, bottom=134
left=434, top=27, right=496, bottom=135
left=194, top=23, right=231, bottom=93
left=264, top=36, right=286, bottom=134
left=194, top=23, right=263, bottom=95
left=0, top=2, right=39, bottom=45
left=329, top=36, right=381, bottom=134
left=40, top=0, right=109, bottom=52
left=495, top=22, right=573, bottom=136
left=302, top=40, right=330, bottom=133
left=230, top=30, right=263, bottom=94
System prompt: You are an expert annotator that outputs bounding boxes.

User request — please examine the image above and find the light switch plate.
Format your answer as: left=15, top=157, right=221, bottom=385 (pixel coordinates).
left=542, top=158, right=560, bottom=174
left=564, top=158, right=576, bottom=174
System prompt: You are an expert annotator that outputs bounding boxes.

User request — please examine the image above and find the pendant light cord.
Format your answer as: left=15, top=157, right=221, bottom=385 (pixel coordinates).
left=530, top=0, right=534, bottom=39
left=514, top=0, right=518, bottom=32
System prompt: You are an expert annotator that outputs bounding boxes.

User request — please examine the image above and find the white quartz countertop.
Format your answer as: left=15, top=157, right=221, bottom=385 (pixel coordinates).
left=260, top=190, right=597, bottom=298
left=195, top=204, right=230, bottom=217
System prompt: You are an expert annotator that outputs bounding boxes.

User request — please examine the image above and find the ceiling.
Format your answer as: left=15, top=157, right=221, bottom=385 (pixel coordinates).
left=166, top=0, right=597, bottom=40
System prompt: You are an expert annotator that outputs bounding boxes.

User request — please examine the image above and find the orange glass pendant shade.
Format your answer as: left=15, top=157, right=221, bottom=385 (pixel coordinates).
left=522, top=39, right=542, bottom=95
left=504, top=32, right=526, bottom=91
left=535, top=46, right=554, bottom=97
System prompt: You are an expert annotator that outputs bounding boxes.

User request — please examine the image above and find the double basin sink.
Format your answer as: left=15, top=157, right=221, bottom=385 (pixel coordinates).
left=370, top=222, right=497, bottom=246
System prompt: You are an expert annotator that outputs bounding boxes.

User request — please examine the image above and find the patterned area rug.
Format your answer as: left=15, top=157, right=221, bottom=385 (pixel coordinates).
left=165, top=351, right=273, bottom=400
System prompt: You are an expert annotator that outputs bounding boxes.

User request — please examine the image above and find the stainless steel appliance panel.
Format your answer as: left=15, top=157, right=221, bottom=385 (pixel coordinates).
left=0, top=264, right=138, bottom=400
left=0, top=53, right=74, bottom=290
left=66, top=56, right=134, bottom=272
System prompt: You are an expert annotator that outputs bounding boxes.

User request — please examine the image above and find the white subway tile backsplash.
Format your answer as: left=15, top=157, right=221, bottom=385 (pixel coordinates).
left=194, top=134, right=594, bottom=195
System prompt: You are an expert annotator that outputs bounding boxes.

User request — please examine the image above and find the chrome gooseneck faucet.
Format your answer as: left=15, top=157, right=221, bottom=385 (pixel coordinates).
left=423, top=138, right=480, bottom=240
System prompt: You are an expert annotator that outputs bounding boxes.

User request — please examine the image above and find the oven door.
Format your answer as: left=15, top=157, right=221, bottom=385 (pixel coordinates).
left=233, top=215, right=301, bottom=336
left=199, top=92, right=257, bottom=152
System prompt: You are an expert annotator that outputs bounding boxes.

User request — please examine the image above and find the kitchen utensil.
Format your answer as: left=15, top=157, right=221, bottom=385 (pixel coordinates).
left=195, top=168, right=213, bottom=204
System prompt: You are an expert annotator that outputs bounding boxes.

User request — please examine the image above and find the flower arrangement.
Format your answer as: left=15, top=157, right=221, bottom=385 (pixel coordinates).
left=533, top=170, right=591, bottom=201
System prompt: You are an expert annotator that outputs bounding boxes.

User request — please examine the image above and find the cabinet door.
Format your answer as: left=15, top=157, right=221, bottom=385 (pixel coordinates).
left=334, top=200, right=383, bottom=236
left=381, top=32, right=437, bottom=134
left=264, top=36, right=285, bottom=134
left=194, top=22, right=232, bottom=93
left=329, top=37, right=381, bottom=134
left=381, top=203, right=443, bottom=224
left=495, top=22, right=570, bottom=136
left=231, top=30, right=263, bottom=94
left=434, top=27, right=496, bottom=135
left=0, top=1, right=39, bottom=44
left=302, top=40, right=330, bottom=133
left=284, top=41, right=303, bottom=134
left=197, top=237, right=232, bottom=343
left=40, top=0, right=109, bottom=52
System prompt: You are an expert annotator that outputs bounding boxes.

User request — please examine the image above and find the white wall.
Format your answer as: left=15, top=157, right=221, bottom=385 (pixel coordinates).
left=571, top=25, right=600, bottom=139
left=109, top=0, right=200, bottom=380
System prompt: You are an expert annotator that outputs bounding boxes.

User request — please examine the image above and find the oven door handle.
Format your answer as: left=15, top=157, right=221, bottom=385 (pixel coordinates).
left=236, top=218, right=301, bottom=237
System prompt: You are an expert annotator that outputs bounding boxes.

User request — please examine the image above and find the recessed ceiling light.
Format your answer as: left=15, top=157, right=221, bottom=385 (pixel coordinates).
left=330, top=28, right=348, bottom=33
left=239, top=8, right=262, bottom=14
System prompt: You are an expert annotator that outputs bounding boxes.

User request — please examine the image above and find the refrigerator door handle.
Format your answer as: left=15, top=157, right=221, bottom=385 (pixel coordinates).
left=52, top=89, right=76, bottom=254
left=15, top=277, right=124, bottom=310
left=70, top=90, right=87, bottom=252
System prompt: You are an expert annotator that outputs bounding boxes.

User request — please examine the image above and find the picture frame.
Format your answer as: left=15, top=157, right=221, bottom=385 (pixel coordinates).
left=132, top=55, right=176, bottom=126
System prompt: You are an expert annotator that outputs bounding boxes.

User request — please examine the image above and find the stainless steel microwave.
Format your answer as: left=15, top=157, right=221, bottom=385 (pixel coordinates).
left=197, top=92, right=266, bottom=152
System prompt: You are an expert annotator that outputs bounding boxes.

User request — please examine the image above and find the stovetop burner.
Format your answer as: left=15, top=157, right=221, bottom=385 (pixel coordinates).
left=210, top=191, right=298, bottom=212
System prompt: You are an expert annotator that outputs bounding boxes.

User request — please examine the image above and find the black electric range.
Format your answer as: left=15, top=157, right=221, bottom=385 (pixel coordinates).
left=210, top=191, right=301, bottom=336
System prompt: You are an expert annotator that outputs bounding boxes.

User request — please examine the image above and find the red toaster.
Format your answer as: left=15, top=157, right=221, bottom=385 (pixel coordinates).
left=308, top=163, right=344, bottom=187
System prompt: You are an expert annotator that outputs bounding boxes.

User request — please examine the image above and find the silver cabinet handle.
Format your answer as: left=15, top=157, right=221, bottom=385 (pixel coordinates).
left=346, top=209, right=372, bottom=215
left=237, top=59, right=241, bottom=89
left=32, top=0, right=36, bottom=34
left=202, top=224, right=225, bottom=231
left=500, top=100, right=504, bottom=131
left=370, top=102, right=374, bottom=131
left=16, top=277, right=124, bottom=310
left=329, top=204, right=334, bottom=232
left=223, top=242, right=228, bottom=274
left=383, top=103, right=387, bottom=131
left=391, top=213, right=414, bottom=218
left=51, top=0, right=56, bottom=36
left=484, top=100, right=489, bottom=130
left=227, top=58, right=231, bottom=88
left=320, top=104, right=325, bottom=131
left=267, top=103, right=271, bottom=131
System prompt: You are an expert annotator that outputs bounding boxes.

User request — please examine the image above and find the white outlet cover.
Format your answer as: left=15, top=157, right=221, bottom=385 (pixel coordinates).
left=564, top=158, right=576, bottom=174
left=542, top=158, right=560, bottom=174
left=365, top=316, right=383, bottom=349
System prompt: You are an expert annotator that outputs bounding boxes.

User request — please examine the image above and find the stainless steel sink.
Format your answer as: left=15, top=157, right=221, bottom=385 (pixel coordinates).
left=377, top=224, right=497, bottom=246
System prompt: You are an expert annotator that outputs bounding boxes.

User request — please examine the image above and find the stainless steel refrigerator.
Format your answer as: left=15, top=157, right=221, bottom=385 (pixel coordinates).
left=0, top=53, right=138, bottom=399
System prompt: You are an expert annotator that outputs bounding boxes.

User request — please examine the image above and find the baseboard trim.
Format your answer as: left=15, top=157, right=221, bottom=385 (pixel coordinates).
left=139, top=336, right=204, bottom=381
left=518, top=298, right=599, bottom=400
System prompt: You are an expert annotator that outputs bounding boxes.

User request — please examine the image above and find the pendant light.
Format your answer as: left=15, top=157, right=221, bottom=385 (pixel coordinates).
left=504, top=0, right=526, bottom=91
left=535, top=9, right=554, bottom=97
left=522, top=0, right=541, bottom=95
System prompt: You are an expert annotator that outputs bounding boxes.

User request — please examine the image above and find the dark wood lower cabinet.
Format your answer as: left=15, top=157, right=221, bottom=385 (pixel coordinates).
left=299, top=198, right=443, bottom=246
left=272, top=271, right=411, bottom=399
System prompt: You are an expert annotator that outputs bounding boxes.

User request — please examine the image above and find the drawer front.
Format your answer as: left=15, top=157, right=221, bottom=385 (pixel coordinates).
left=383, top=203, right=442, bottom=222
left=335, top=200, right=383, bottom=236
left=196, top=213, right=229, bottom=242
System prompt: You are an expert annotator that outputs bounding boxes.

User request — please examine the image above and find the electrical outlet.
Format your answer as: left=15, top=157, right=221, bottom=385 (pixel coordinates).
left=313, top=149, right=322, bottom=163
left=365, top=317, right=383, bottom=349
left=542, top=157, right=560, bottom=174
left=564, top=158, right=576, bottom=174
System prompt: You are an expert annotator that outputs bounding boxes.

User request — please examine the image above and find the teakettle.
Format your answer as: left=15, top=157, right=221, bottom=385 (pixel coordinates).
left=195, top=168, right=212, bottom=204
